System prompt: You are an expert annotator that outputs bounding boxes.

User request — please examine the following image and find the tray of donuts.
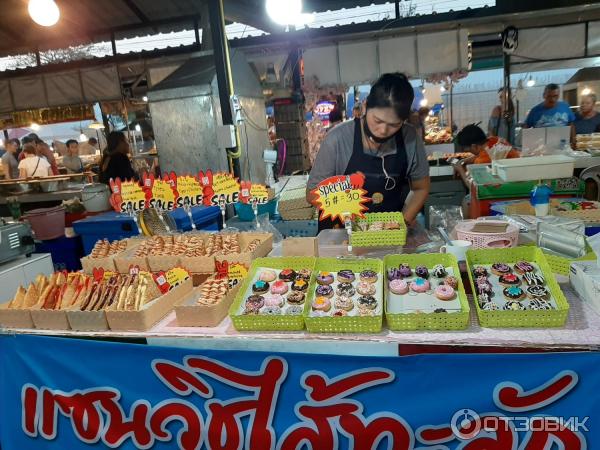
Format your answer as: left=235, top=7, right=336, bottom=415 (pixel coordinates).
left=229, top=257, right=317, bottom=331
left=465, top=246, right=570, bottom=328
left=383, top=254, right=470, bottom=331
left=304, top=258, right=384, bottom=333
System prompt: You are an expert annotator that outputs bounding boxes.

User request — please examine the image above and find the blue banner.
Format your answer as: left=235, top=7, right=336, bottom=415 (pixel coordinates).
left=0, top=334, right=597, bottom=449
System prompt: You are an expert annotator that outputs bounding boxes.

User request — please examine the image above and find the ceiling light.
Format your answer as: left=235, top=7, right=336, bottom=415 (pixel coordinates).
left=440, top=85, right=446, bottom=92
left=135, top=124, right=142, bottom=132
left=79, top=132, right=87, bottom=142
left=142, top=96, right=148, bottom=102
left=526, top=76, right=535, bottom=87
left=28, top=0, right=60, bottom=27
left=420, top=98, right=428, bottom=107
left=266, top=0, right=303, bottom=25
left=582, top=87, right=592, bottom=96
left=88, top=121, right=105, bottom=130
left=30, top=122, right=40, bottom=131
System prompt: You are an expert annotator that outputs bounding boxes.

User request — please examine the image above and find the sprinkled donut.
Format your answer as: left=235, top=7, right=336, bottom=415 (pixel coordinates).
left=270, top=280, right=289, bottom=295
left=312, top=296, right=331, bottom=312
left=434, top=284, right=456, bottom=301
left=389, top=279, right=409, bottom=295
left=334, top=296, right=354, bottom=311
left=336, top=282, right=356, bottom=297
left=315, top=284, right=334, bottom=298
left=357, top=281, right=376, bottom=296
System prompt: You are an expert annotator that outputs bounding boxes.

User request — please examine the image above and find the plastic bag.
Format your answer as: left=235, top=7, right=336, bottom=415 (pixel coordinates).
left=247, top=213, right=284, bottom=244
left=428, top=205, right=463, bottom=233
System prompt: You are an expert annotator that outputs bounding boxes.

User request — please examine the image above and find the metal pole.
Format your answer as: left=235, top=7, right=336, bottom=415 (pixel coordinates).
left=208, top=0, right=241, bottom=179
left=503, top=51, right=513, bottom=144
left=395, top=0, right=400, bottom=19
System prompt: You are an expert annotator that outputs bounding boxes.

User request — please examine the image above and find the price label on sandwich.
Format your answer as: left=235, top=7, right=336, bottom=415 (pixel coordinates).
left=310, top=173, right=370, bottom=222
left=109, top=178, right=147, bottom=213
left=176, top=175, right=204, bottom=208
left=210, top=172, right=241, bottom=206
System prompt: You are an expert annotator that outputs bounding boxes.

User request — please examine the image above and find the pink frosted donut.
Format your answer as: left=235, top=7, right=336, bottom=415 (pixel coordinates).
left=434, top=285, right=456, bottom=301
left=410, top=278, right=430, bottom=293
left=389, top=279, right=409, bottom=295
left=263, top=294, right=284, bottom=307
left=357, top=281, right=376, bottom=296
left=259, top=270, right=277, bottom=282
left=270, top=280, right=289, bottom=294
left=312, top=296, right=331, bottom=312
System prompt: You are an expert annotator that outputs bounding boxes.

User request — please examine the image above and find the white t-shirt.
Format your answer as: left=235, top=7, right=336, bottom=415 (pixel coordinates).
left=18, top=156, right=51, bottom=177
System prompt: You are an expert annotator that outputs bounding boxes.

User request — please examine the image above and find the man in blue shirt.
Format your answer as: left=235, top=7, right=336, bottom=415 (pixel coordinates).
left=525, top=83, right=575, bottom=128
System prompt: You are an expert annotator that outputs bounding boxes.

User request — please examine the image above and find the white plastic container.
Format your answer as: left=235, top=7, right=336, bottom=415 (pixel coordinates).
left=494, top=155, right=575, bottom=182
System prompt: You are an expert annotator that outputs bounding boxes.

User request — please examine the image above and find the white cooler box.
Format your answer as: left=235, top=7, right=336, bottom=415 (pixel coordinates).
left=494, top=155, right=575, bottom=182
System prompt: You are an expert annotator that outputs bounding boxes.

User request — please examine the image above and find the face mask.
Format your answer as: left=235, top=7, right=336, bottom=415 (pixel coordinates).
left=362, top=113, right=402, bottom=144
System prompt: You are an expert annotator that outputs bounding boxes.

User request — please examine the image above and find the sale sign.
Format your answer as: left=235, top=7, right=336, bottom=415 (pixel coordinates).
left=209, top=172, right=241, bottom=206
left=176, top=175, right=204, bottom=208
left=152, top=267, right=190, bottom=294
left=142, top=172, right=178, bottom=211
left=109, top=178, right=147, bottom=213
left=239, top=181, right=269, bottom=205
left=310, top=173, right=370, bottom=222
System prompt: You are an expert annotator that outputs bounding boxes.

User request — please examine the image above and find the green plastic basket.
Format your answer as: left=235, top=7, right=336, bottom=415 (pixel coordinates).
left=350, top=212, right=407, bottom=247
left=229, top=257, right=317, bottom=331
left=383, top=254, right=470, bottom=331
left=304, top=257, right=384, bottom=333
left=522, top=241, right=597, bottom=276
left=465, top=246, right=569, bottom=328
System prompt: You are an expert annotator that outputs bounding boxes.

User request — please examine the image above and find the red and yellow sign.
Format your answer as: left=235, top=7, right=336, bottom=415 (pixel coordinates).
left=176, top=175, right=204, bottom=208
left=153, top=267, right=190, bottom=294
left=143, top=172, right=178, bottom=211
left=215, top=260, right=248, bottom=289
left=109, top=178, right=147, bottom=213
left=310, top=173, right=370, bottom=222
left=210, top=172, right=241, bottom=206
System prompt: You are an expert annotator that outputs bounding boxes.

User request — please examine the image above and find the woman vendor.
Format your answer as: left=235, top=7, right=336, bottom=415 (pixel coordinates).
left=99, top=131, right=137, bottom=184
left=307, top=73, right=430, bottom=229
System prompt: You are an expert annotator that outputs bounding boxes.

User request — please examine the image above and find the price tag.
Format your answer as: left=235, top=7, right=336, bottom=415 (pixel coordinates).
left=152, top=267, right=190, bottom=294
left=109, top=178, right=147, bottom=213
left=227, top=262, right=248, bottom=289
left=129, top=265, right=141, bottom=276
left=143, top=173, right=177, bottom=210
left=176, top=175, right=204, bottom=208
left=210, top=172, right=241, bottom=206
left=310, top=173, right=370, bottom=222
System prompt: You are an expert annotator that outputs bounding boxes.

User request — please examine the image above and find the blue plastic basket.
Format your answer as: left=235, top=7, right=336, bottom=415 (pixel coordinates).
left=234, top=199, right=278, bottom=221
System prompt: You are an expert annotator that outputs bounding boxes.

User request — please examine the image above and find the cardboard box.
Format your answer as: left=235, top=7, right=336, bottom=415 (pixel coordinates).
left=570, top=261, right=600, bottom=316
left=175, top=283, right=240, bottom=327
left=0, top=302, right=34, bottom=329
left=282, top=237, right=318, bottom=257
left=66, top=308, right=109, bottom=332
left=214, top=233, right=273, bottom=268
left=81, top=239, right=142, bottom=274
left=106, top=278, right=193, bottom=331
left=31, top=308, right=71, bottom=330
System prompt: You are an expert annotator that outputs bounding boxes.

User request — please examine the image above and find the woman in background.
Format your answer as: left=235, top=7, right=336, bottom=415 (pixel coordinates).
left=488, top=87, right=515, bottom=144
left=99, top=132, right=137, bottom=184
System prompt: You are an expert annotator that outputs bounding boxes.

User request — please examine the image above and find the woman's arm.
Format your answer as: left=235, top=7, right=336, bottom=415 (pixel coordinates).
left=2, top=163, right=11, bottom=180
left=306, top=134, right=339, bottom=202
left=403, top=176, right=430, bottom=225
left=19, top=168, right=27, bottom=178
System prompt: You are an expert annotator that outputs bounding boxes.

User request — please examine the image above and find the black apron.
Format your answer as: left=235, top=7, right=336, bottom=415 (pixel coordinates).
left=319, top=118, right=410, bottom=231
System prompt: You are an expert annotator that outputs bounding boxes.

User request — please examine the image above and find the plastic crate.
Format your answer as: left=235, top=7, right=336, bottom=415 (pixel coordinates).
left=35, top=235, right=84, bottom=271
left=351, top=212, right=407, bottom=247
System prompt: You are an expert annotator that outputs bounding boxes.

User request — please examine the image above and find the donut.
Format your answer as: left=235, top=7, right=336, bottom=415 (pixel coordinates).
left=482, top=301, right=499, bottom=311
left=526, top=285, right=550, bottom=300
left=246, top=294, right=265, bottom=308
left=434, top=285, right=456, bottom=301
left=262, top=306, right=282, bottom=315
left=387, top=268, right=403, bottom=281
left=287, top=292, right=305, bottom=304
left=252, top=280, right=269, bottom=294
left=472, top=266, right=488, bottom=278
left=444, top=276, right=459, bottom=289
left=503, top=301, right=525, bottom=311
left=415, top=265, right=429, bottom=279
left=476, top=279, right=493, bottom=295
left=263, top=294, right=285, bottom=307
left=295, top=269, right=312, bottom=281
left=498, top=273, right=521, bottom=286
left=528, top=299, right=553, bottom=310
left=259, top=270, right=277, bottom=282
left=279, top=269, right=296, bottom=281
left=356, top=281, right=376, bottom=296
left=491, top=263, right=511, bottom=276
left=398, top=264, right=412, bottom=278
left=336, top=282, right=356, bottom=297
left=333, top=310, right=348, bottom=317
left=359, top=270, right=378, bottom=283
left=514, top=261, right=535, bottom=274
left=389, top=279, right=409, bottom=295
left=312, top=296, right=331, bottom=312
left=432, top=264, right=447, bottom=278
left=524, top=272, right=545, bottom=286
left=315, top=284, right=334, bottom=298
left=410, top=278, right=430, bottom=293
left=271, top=280, right=289, bottom=294
left=334, top=296, right=354, bottom=311
left=286, top=305, right=304, bottom=315
left=337, top=270, right=355, bottom=283
left=316, top=272, right=335, bottom=285
left=357, top=295, right=377, bottom=310
left=291, top=279, right=308, bottom=292
left=503, top=286, right=525, bottom=301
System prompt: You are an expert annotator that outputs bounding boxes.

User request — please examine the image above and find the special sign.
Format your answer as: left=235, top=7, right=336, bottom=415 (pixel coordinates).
left=109, top=178, right=147, bottom=213
left=311, top=173, right=370, bottom=222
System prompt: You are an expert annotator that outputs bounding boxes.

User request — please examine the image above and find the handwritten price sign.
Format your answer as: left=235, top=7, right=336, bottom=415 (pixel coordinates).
left=109, top=178, right=147, bottom=213
left=227, top=262, right=249, bottom=288
left=310, top=173, right=370, bottom=222
left=143, top=173, right=178, bottom=211
left=210, top=172, right=240, bottom=206
left=176, top=175, right=204, bottom=208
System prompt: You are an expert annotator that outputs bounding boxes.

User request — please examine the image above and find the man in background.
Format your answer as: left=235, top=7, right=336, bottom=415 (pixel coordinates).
left=79, top=137, right=99, bottom=156
left=62, top=139, right=84, bottom=174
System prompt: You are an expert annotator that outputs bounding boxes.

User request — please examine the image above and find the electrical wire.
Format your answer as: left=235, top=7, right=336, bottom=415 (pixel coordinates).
left=243, top=121, right=252, bottom=180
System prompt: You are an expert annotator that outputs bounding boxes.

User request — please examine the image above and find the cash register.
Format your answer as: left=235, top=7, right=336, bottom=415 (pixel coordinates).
left=0, top=220, right=35, bottom=265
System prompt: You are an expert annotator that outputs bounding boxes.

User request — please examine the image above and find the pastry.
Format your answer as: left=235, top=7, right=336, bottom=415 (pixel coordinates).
left=262, top=306, right=282, bottom=315
left=196, top=278, right=228, bottom=305
left=503, top=286, right=525, bottom=301
left=263, top=294, right=284, bottom=307
left=295, top=269, right=312, bottom=281
left=526, top=285, right=550, bottom=300
left=315, top=284, right=334, bottom=298
left=383, top=222, right=400, bottom=230
left=334, top=296, right=354, bottom=311
left=246, top=294, right=264, bottom=308
left=434, top=285, right=456, bottom=301
left=503, top=300, right=525, bottom=311
left=482, top=301, right=499, bottom=311
left=491, top=263, right=511, bottom=276
left=333, top=310, right=348, bottom=317
left=528, top=298, right=553, bottom=310
left=498, top=273, right=521, bottom=286
left=270, top=280, right=289, bottom=295
left=279, top=269, right=297, bottom=282
left=312, top=296, right=331, bottom=312
left=356, top=281, right=376, bottom=296
left=410, top=278, right=430, bottom=293
left=368, top=221, right=384, bottom=231
left=432, top=264, right=447, bottom=278
left=476, top=279, right=493, bottom=295
left=359, top=270, right=378, bottom=283
left=398, top=264, right=412, bottom=278
left=337, top=270, right=355, bottom=283
left=524, top=272, right=545, bottom=286
left=316, top=272, right=335, bottom=285
left=415, top=265, right=429, bottom=279
left=259, top=270, right=277, bottom=282
left=514, top=261, right=535, bottom=274
left=286, top=305, right=304, bottom=315
left=336, top=283, right=356, bottom=297
left=443, top=276, right=459, bottom=289
left=252, top=280, right=269, bottom=294
left=472, top=266, right=488, bottom=278
left=389, top=279, right=409, bottom=295
left=291, top=279, right=308, bottom=292
left=287, top=292, right=305, bottom=304
left=387, top=268, right=403, bottom=281
left=357, top=295, right=377, bottom=310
